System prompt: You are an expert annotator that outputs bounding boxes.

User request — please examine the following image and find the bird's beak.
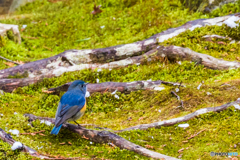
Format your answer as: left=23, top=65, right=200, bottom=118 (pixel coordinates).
left=85, top=82, right=89, bottom=85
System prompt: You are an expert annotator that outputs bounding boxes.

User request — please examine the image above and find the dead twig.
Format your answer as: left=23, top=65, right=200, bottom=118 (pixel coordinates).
left=187, top=129, right=206, bottom=140
left=20, top=130, right=45, bottom=136
left=171, top=91, right=184, bottom=109
left=0, top=55, right=21, bottom=65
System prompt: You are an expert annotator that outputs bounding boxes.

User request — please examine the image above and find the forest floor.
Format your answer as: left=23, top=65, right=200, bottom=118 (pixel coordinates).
left=1, top=0, right=240, bottom=159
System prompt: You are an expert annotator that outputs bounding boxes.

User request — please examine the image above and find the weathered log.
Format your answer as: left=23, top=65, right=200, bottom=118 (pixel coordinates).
left=117, top=99, right=240, bottom=132
left=0, top=13, right=238, bottom=80
left=0, top=128, right=49, bottom=159
left=48, top=80, right=184, bottom=94
left=1, top=13, right=240, bottom=92
left=2, top=43, right=240, bottom=92
left=24, top=114, right=179, bottom=160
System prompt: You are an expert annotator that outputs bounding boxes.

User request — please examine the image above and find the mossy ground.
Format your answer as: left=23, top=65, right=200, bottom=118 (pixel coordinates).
left=1, top=0, right=240, bottom=159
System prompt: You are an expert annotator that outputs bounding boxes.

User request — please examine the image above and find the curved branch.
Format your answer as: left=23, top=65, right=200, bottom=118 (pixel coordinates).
left=117, top=99, right=240, bottom=132
left=24, top=114, right=179, bottom=160
left=48, top=80, right=184, bottom=94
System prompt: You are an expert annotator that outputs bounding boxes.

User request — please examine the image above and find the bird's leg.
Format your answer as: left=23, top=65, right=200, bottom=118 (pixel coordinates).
left=74, top=121, right=82, bottom=128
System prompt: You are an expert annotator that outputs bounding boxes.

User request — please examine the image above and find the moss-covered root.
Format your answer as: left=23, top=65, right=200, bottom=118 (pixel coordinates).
left=118, top=99, right=240, bottom=132
left=24, top=114, right=179, bottom=160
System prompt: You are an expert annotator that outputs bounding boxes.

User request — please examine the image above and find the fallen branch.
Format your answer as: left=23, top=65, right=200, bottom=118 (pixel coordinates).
left=117, top=99, right=240, bottom=132
left=0, top=55, right=21, bottom=65
left=48, top=80, right=184, bottom=94
left=2, top=42, right=240, bottom=93
left=24, top=114, right=179, bottom=160
left=0, top=13, right=238, bottom=81
left=0, top=128, right=49, bottom=159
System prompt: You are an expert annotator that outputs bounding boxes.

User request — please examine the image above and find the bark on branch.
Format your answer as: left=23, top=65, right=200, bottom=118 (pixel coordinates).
left=0, top=128, right=49, bottom=159
left=117, top=99, right=240, bottom=132
left=24, top=114, right=179, bottom=160
left=48, top=80, right=184, bottom=94
left=0, top=13, right=239, bottom=92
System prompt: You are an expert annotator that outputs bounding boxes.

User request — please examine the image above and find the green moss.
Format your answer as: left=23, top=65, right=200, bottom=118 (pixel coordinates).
left=1, top=0, right=240, bottom=159
left=8, top=71, right=29, bottom=79
left=162, top=24, right=240, bottom=61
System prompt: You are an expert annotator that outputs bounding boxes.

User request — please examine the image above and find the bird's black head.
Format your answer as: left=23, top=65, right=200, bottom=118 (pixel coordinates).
left=68, top=80, right=88, bottom=93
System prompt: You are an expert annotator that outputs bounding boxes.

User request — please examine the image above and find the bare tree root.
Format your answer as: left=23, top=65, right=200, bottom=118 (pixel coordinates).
left=0, top=128, right=50, bottom=159
left=24, top=114, right=179, bottom=160
left=48, top=80, right=184, bottom=94
left=117, top=99, right=240, bottom=132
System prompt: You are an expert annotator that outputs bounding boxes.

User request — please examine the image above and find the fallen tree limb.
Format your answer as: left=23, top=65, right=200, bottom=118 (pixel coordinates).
left=0, top=13, right=238, bottom=79
left=48, top=80, right=183, bottom=94
left=117, top=99, right=240, bottom=132
left=24, top=114, right=179, bottom=160
left=0, top=128, right=49, bottom=159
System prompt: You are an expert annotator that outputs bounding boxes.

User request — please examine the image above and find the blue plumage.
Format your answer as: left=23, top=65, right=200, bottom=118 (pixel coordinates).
left=51, top=80, right=88, bottom=135
left=51, top=124, right=62, bottom=135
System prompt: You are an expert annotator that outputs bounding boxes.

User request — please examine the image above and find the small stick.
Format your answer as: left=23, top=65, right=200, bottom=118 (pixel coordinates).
left=171, top=91, right=184, bottom=109
left=0, top=55, right=21, bottom=65
left=187, top=129, right=206, bottom=140
left=171, top=91, right=180, bottom=100
left=20, top=130, right=45, bottom=135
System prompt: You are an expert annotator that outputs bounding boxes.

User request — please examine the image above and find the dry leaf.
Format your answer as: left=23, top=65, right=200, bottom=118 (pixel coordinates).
left=15, top=60, right=25, bottom=64
left=91, top=4, right=102, bottom=15
left=230, top=48, right=235, bottom=51
left=182, top=141, right=188, bottom=143
left=237, top=57, right=240, bottom=61
left=222, top=52, right=229, bottom=56
left=4, top=62, right=15, bottom=67
left=178, top=148, right=184, bottom=153
left=145, top=144, right=154, bottom=149
left=68, top=142, right=72, bottom=145
left=42, top=88, right=54, bottom=94
left=39, top=133, right=45, bottom=136
left=59, top=142, right=65, bottom=145
left=228, top=132, right=232, bottom=135
left=82, top=135, right=89, bottom=140
left=217, top=41, right=226, bottom=45
left=138, top=117, right=144, bottom=121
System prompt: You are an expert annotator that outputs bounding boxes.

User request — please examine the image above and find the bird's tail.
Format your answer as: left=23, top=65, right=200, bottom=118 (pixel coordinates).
left=51, top=124, right=62, bottom=135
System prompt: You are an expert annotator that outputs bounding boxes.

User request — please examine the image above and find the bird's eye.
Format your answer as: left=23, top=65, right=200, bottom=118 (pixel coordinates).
left=82, top=85, right=84, bottom=87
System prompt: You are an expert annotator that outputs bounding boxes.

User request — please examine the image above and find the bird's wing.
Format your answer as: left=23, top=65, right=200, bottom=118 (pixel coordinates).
left=55, top=91, right=86, bottom=127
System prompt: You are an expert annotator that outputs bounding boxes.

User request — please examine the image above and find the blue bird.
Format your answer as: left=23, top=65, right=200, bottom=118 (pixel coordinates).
left=51, top=80, right=88, bottom=135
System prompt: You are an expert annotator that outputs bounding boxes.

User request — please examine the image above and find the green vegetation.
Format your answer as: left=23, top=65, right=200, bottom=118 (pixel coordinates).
left=1, top=0, right=240, bottom=159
